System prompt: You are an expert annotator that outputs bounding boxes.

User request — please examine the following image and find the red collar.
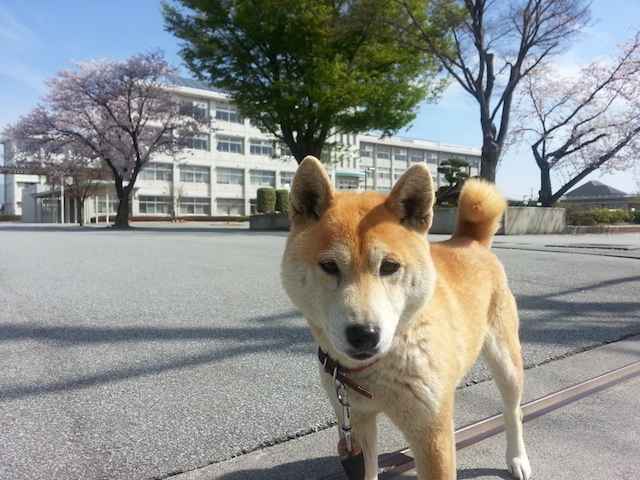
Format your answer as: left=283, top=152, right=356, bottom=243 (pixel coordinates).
left=317, top=347, right=374, bottom=399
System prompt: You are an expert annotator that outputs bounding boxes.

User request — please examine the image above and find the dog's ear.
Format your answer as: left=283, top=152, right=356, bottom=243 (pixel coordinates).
left=385, top=163, right=434, bottom=232
left=289, top=155, right=334, bottom=225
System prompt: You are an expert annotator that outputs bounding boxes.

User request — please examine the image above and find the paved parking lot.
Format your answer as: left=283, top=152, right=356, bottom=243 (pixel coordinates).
left=1, top=225, right=639, bottom=479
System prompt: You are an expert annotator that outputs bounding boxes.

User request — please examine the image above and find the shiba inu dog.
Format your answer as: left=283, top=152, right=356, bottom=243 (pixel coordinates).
left=281, top=156, right=531, bottom=480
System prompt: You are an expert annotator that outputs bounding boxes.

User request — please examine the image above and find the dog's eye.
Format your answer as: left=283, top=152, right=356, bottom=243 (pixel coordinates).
left=319, top=261, right=340, bottom=276
left=379, top=260, right=401, bottom=276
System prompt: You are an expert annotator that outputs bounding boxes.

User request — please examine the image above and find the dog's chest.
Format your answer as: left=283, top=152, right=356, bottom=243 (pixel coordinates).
left=353, top=345, right=445, bottom=414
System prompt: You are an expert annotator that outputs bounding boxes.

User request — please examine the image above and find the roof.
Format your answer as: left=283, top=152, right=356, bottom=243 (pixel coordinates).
left=169, top=76, right=227, bottom=95
left=359, top=134, right=481, bottom=157
left=565, top=180, right=628, bottom=199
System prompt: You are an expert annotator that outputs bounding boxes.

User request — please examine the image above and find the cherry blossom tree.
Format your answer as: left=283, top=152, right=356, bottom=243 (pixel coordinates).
left=516, top=32, right=640, bottom=206
left=5, top=52, right=207, bottom=227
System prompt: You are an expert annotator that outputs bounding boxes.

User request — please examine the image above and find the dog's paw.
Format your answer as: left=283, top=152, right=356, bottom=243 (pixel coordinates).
left=507, top=455, right=532, bottom=480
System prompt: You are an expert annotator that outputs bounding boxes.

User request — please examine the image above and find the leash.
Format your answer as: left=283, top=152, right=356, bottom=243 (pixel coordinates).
left=318, top=348, right=374, bottom=480
left=318, top=348, right=374, bottom=399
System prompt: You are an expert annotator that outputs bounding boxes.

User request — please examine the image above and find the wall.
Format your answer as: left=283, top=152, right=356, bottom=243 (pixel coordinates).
left=430, top=207, right=566, bottom=235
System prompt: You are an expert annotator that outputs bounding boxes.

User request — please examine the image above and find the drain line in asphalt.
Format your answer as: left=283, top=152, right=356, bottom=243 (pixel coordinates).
left=321, top=360, right=640, bottom=479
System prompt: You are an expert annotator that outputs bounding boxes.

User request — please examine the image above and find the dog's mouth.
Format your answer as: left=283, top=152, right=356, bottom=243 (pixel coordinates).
left=348, top=349, right=378, bottom=361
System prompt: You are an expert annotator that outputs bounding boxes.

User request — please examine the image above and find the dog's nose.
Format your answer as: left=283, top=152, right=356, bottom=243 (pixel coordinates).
left=345, top=324, right=380, bottom=351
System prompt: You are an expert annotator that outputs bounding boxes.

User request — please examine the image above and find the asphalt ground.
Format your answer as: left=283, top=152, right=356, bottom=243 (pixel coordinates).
left=187, top=336, right=640, bottom=480
left=0, top=225, right=638, bottom=480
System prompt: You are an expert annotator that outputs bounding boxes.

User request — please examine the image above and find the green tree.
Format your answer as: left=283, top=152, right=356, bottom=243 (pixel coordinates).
left=438, top=158, right=469, bottom=187
left=163, top=0, right=452, bottom=163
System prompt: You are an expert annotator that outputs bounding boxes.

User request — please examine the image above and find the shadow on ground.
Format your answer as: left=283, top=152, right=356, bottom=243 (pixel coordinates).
left=211, top=456, right=513, bottom=480
left=0, top=310, right=311, bottom=401
left=516, top=274, right=640, bottom=346
left=0, top=224, right=289, bottom=236
left=213, top=456, right=340, bottom=480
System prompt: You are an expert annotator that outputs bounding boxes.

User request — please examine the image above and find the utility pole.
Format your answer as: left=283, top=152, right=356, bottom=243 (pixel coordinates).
left=60, top=175, right=64, bottom=224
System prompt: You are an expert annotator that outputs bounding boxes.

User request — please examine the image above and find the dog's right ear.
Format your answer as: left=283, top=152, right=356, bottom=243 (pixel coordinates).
left=289, top=155, right=334, bottom=225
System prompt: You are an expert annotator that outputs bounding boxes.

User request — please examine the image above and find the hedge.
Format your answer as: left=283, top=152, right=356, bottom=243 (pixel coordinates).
left=275, top=189, right=289, bottom=214
left=566, top=208, right=632, bottom=226
left=256, top=188, right=276, bottom=213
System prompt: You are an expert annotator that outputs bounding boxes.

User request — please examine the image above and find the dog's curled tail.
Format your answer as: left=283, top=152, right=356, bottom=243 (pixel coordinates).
left=453, top=179, right=507, bottom=247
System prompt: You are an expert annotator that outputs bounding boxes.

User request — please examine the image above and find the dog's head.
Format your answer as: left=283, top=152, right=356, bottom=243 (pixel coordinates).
left=281, top=156, right=437, bottom=367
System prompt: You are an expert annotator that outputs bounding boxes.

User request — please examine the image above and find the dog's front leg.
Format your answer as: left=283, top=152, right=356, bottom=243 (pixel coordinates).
left=320, top=372, right=379, bottom=479
left=392, top=397, right=456, bottom=480
left=409, top=419, right=455, bottom=480
left=349, top=411, right=378, bottom=480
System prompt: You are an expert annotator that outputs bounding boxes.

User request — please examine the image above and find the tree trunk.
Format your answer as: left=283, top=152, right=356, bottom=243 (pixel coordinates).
left=77, top=199, right=84, bottom=226
left=292, top=143, right=323, bottom=164
left=114, top=190, right=130, bottom=228
left=538, top=165, right=554, bottom=207
left=480, top=141, right=499, bottom=182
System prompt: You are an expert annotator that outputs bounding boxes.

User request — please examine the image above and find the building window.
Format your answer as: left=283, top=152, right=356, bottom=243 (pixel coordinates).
left=179, top=99, right=208, bottom=121
left=249, top=139, right=274, bottom=156
left=138, top=196, right=171, bottom=215
left=409, top=149, right=425, bottom=162
left=376, top=147, right=391, bottom=160
left=394, top=148, right=407, bottom=162
left=216, top=198, right=245, bottom=216
left=182, top=134, right=209, bottom=151
left=215, top=103, right=243, bottom=124
left=394, top=168, right=406, bottom=181
left=377, top=167, right=392, bottom=185
left=427, top=152, right=439, bottom=164
left=467, top=156, right=480, bottom=168
left=360, top=143, right=373, bottom=158
left=179, top=197, right=210, bottom=215
left=180, top=165, right=210, bottom=183
left=216, top=167, right=244, bottom=185
left=139, top=163, right=173, bottom=181
left=276, top=142, right=293, bottom=158
left=280, top=171, right=295, bottom=187
left=336, top=176, right=360, bottom=190
left=97, top=194, right=119, bottom=214
left=216, top=135, right=244, bottom=154
left=250, top=169, right=275, bottom=187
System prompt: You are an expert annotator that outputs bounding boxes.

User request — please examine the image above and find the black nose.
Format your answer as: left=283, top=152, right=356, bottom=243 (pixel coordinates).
left=345, top=324, right=380, bottom=351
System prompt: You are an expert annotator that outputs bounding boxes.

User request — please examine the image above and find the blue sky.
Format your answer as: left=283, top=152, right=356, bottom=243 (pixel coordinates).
left=1, top=0, right=638, bottom=199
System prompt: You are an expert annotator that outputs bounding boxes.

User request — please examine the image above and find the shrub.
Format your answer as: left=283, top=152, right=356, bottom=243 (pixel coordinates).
left=593, top=208, right=630, bottom=224
left=256, top=188, right=276, bottom=213
left=567, top=210, right=597, bottom=226
left=566, top=208, right=631, bottom=225
left=275, top=189, right=289, bottom=214
left=633, top=210, right=640, bottom=224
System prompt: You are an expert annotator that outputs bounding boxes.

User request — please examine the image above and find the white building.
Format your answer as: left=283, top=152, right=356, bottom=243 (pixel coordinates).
left=2, top=78, right=481, bottom=223
left=0, top=140, right=48, bottom=216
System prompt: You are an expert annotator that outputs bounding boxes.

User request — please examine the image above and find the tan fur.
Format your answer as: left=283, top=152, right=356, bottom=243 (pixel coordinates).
left=454, top=178, right=508, bottom=247
left=281, top=157, right=531, bottom=480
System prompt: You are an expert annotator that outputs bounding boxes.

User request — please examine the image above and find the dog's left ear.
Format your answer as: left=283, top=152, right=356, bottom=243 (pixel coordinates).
left=385, top=163, right=435, bottom=232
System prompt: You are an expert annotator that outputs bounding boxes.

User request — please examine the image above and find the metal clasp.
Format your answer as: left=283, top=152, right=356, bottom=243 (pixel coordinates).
left=335, top=378, right=353, bottom=454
